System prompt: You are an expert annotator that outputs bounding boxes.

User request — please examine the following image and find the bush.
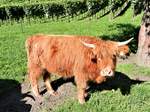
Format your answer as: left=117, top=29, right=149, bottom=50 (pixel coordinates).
left=0, top=7, right=8, bottom=21
left=47, top=3, right=65, bottom=19
left=65, top=1, right=87, bottom=17
left=87, top=0, right=109, bottom=16
left=25, top=4, right=45, bottom=19
left=8, top=5, right=25, bottom=20
left=0, top=0, right=118, bottom=22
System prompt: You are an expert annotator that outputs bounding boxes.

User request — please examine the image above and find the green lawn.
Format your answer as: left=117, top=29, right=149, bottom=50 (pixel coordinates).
left=0, top=8, right=150, bottom=111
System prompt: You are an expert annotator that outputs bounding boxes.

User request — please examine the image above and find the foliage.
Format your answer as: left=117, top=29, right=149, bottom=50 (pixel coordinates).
left=131, top=0, right=144, bottom=16
left=26, top=4, right=45, bottom=18
left=47, top=3, right=66, bottom=19
left=0, top=7, right=8, bottom=20
left=8, top=5, right=25, bottom=20
left=86, top=0, right=109, bottom=17
left=65, top=1, right=87, bottom=17
left=0, top=1, right=88, bottom=21
left=1, top=0, right=144, bottom=22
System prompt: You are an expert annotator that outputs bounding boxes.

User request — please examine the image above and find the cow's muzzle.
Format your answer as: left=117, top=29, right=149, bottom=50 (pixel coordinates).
left=100, top=67, right=114, bottom=77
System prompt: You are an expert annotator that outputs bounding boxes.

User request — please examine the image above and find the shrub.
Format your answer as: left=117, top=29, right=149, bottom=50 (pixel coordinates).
left=47, top=3, right=65, bottom=19
left=65, top=1, right=87, bottom=17
left=25, top=4, right=45, bottom=19
left=0, top=7, right=8, bottom=21
left=0, top=0, right=121, bottom=22
left=8, top=5, right=25, bottom=20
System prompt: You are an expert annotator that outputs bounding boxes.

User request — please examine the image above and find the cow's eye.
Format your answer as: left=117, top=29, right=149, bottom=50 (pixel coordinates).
left=113, top=54, right=116, bottom=58
left=91, top=58, right=97, bottom=63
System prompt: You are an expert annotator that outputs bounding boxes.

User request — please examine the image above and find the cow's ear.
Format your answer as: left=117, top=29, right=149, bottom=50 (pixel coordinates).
left=117, top=45, right=130, bottom=59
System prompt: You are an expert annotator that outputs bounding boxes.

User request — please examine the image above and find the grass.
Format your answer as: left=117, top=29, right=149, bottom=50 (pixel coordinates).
left=54, top=84, right=150, bottom=112
left=0, top=8, right=150, bottom=111
left=117, top=64, right=150, bottom=77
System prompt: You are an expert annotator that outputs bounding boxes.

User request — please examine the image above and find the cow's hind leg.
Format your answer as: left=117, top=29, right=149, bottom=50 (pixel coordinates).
left=43, top=72, right=58, bottom=96
left=28, top=65, right=43, bottom=103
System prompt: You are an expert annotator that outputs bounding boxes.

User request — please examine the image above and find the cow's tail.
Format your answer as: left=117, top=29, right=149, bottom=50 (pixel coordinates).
left=25, top=37, right=33, bottom=82
left=25, top=37, right=32, bottom=60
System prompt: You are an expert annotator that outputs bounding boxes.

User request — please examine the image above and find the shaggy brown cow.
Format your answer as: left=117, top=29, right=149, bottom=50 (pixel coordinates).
left=25, top=34, right=132, bottom=104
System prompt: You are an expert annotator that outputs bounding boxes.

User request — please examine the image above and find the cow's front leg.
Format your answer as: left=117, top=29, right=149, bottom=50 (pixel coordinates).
left=75, top=75, right=87, bottom=104
left=77, top=88, right=87, bottom=104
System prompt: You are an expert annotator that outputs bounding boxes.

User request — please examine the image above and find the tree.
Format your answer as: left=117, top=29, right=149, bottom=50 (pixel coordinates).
left=109, top=0, right=150, bottom=67
left=136, top=0, right=150, bottom=67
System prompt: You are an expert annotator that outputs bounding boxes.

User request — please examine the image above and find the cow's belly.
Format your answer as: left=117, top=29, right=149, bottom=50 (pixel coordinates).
left=46, top=64, right=74, bottom=78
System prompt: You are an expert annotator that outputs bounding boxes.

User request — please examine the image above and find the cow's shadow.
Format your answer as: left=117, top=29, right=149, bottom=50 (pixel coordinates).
left=88, top=71, right=144, bottom=95
left=0, top=79, right=32, bottom=112
left=46, top=71, right=144, bottom=97
left=40, top=77, right=75, bottom=95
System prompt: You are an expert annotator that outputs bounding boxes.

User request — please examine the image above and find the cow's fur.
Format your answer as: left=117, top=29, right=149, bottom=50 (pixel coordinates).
left=25, top=34, right=130, bottom=104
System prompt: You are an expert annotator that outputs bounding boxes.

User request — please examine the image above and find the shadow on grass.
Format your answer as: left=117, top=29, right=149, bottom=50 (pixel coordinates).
left=88, top=71, right=144, bottom=96
left=0, top=79, right=31, bottom=112
left=98, top=23, right=140, bottom=53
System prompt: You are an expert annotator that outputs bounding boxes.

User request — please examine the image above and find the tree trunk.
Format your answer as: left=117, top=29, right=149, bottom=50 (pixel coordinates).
left=136, top=0, right=150, bottom=67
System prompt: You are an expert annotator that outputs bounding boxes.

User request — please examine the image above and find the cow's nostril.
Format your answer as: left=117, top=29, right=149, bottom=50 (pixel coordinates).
left=108, top=70, right=111, bottom=74
left=126, top=53, right=130, bottom=56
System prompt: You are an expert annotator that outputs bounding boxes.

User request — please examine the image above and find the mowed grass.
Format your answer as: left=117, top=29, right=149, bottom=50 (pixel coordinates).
left=0, top=8, right=150, bottom=111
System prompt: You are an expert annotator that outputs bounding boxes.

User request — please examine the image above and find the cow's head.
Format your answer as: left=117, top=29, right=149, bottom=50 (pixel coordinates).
left=81, top=38, right=133, bottom=77
left=117, top=38, right=133, bottom=59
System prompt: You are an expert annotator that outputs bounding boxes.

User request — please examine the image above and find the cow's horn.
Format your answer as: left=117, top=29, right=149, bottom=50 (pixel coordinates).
left=81, top=40, right=96, bottom=49
left=117, top=38, right=133, bottom=46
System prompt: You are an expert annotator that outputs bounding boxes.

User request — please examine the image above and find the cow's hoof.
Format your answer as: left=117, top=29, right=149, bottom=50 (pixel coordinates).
left=36, top=96, right=44, bottom=105
left=49, top=91, right=58, bottom=96
left=79, top=99, right=85, bottom=104
left=84, top=92, right=88, bottom=98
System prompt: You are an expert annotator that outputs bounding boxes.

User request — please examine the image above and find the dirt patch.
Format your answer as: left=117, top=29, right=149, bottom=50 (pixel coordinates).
left=117, top=53, right=137, bottom=64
